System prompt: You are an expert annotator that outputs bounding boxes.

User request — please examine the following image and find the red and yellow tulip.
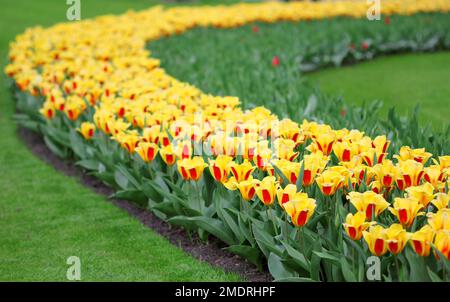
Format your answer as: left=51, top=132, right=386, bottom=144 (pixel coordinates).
left=347, top=191, right=390, bottom=220
left=283, top=194, right=316, bottom=227
left=389, top=197, right=424, bottom=227
left=343, top=211, right=374, bottom=240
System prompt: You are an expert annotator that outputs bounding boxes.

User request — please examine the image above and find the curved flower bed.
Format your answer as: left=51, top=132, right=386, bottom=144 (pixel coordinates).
left=5, top=0, right=450, bottom=281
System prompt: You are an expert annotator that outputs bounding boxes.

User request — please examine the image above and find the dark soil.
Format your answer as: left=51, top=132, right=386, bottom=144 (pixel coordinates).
left=18, top=127, right=272, bottom=282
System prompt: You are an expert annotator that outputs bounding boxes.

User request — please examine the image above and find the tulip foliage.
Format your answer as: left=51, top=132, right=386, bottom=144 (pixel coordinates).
left=6, top=0, right=450, bottom=281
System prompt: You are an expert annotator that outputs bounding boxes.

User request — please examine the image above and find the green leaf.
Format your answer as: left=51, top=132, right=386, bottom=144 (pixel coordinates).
left=340, top=257, right=357, bottom=282
left=223, top=208, right=245, bottom=244
left=281, top=241, right=310, bottom=272
left=111, top=189, right=147, bottom=207
left=75, top=159, right=100, bottom=171
left=313, top=251, right=341, bottom=266
left=275, top=277, right=317, bottom=282
left=168, top=216, right=236, bottom=245
left=268, top=253, right=297, bottom=280
left=225, top=245, right=263, bottom=270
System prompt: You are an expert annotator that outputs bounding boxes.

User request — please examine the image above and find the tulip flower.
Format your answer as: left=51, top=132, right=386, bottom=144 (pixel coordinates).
left=333, top=141, right=358, bottom=162
left=385, top=224, right=410, bottom=255
left=431, top=193, right=449, bottom=210
left=347, top=191, right=390, bottom=220
left=159, top=144, right=176, bottom=166
left=114, top=132, right=140, bottom=153
left=397, top=159, right=424, bottom=188
left=405, top=182, right=435, bottom=207
left=177, top=157, right=207, bottom=181
left=236, top=177, right=260, bottom=201
left=209, top=155, right=233, bottom=183
left=427, top=208, right=450, bottom=231
left=272, top=55, right=280, bottom=67
left=283, top=194, right=316, bottom=227
left=174, top=140, right=193, bottom=160
left=228, top=160, right=255, bottom=182
left=273, top=138, right=299, bottom=161
left=310, top=131, right=335, bottom=156
left=142, top=125, right=161, bottom=144
left=343, top=212, right=374, bottom=240
left=256, top=176, right=279, bottom=206
left=394, top=146, right=432, bottom=164
left=316, top=169, right=344, bottom=196
left=373, top=160, right=398, bottom=188
left=299, top=152, right=329, bottom=187
left=389, top=197, right=424, bottom=227
left=272, top=159, right=300, bottom=184
left=433, top=230, right=450, bottom=260
left=77, top=122, right=95, bottom=140
left=277, top=184, right=298, bottom=206
left=363, top=225, right=388, bottom=256
left=135, top=142, right=159, bottom=162
left=361, top=148, right=387, bottom=167
left=39, top=101, right=55, bottom=119
left=424, top=165, right=443, bottom=188
left=410, top=225, right=435, bottom=257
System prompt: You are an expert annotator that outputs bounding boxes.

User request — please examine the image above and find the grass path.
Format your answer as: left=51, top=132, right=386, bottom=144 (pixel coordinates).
left=308, top=52, right=450, bottom=129
left=0, top=0, right=240, bottom=281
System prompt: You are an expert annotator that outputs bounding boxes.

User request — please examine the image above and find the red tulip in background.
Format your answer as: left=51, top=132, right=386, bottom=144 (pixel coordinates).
left=385, top=15, right=391, bottom=25
left=252, top=25, right=259, bottom=33
left=361, top=42, right=369, bottom=50
left=272, top=55, right=280, bottom=67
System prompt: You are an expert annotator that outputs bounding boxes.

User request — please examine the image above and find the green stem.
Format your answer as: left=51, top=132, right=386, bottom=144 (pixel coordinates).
left=394, top=255, right=401, bottom=281
left=148, top=162, right=155, bottom=179
left=194, top=180, right=203, bottom=212
left=267, top=207, right=278, bottom=236
left=284, top=211, right=289, bottom=241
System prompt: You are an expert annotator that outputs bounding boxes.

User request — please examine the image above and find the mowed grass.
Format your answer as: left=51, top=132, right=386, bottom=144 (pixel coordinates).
left=308, top=52, right=450, bottom=129
left=0, top=0, right=241, bottom=281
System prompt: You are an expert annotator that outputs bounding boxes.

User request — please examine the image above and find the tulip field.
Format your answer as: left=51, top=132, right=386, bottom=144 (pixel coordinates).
left=3, top=0, right=450, bottom=282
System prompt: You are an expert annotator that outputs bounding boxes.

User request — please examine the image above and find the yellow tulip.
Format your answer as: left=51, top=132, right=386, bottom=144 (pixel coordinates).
left=343, top=212, right=374, bottom=240
left=385, top=224, right=410, bottom=255
left=333, top=141, right=358, bottom=162
left=299, top=152, right=329, bottom=187
left=397, top=159, right=424, bottom=188
left=373, top=160, right=398, bottom=188
left=177, top=157, right=207, bottom=181
left=363, top=225, right=388, bottom=256
left=394, top=146, right=432, bottom=164
left=77, top=122, right=95, bottom=140
left=316, top=169, right=344, bottom=196
left=135, top=142, right=159, bottom=162
left=228, top=160, right=255, bottom=182
left=310, top=130, right=335, bottom=156
left=389, top=197, right=424, bottom=227
left=347, top=191, right=390, bottom=220
left=209, top=155, right=233, bottom=183
left=159, top=144, right=176, bottom=166
left=236, top=177, right=260, bottom=201
left=256, top=176, right=279, bottom=206
left=431, top=192, right=449, bottom=210
left=433, top=230, right=450, bottom=260
left=410, top=225, right=435, bottom=257
left=276, top=184, right=298, bottom=206
left=283, top=194, right=316, bottom=227
left=405, top=182, right=435, bottom=207
left=427, top=208, right=450, bottom=231
left=39, top=101, right=55, bottom=119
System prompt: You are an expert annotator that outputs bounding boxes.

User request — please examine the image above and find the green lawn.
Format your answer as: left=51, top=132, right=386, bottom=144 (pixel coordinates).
left=0, top=0, right=240, bottom=281
left=1, top=0, right=449, bottom=281
left=149, top=15, right=450, bottom=135
left=308, top=52, right=450, bottom=129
